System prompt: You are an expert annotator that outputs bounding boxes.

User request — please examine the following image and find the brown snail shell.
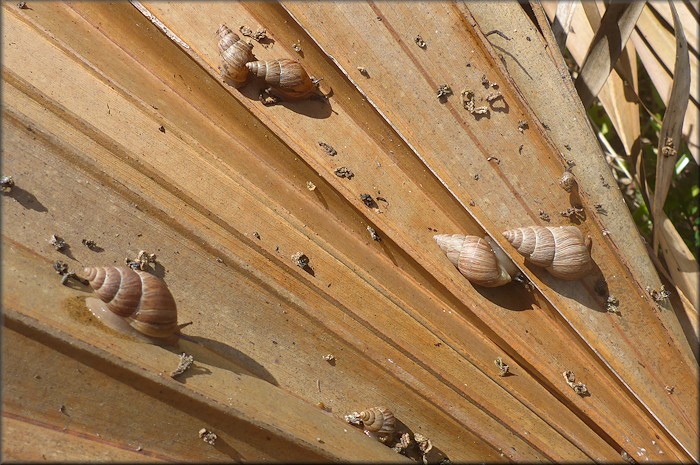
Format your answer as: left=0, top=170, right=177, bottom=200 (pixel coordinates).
left=217, top=24, right=253, bottom=87
left=434, top=234, right=518, bottom=287
left=502, top=226, right=592, bottom=280
left=245, top=59, right=315, bottom=100
left=345, top=406, right=396, bottom=441
left=84, top=266, right=181, bottom=345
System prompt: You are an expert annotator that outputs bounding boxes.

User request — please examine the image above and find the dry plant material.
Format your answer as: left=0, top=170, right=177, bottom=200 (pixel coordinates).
left=360, top=194, right=376, bottom=208
left=367, top=226, right=381, bottom=241
left=322, top=353, right=335, bottom=363
left=391, top=432, right=412, bottom=453
left=665, top=385, right=675, bottom=394
left=53, top=261, right=69, bottom=275
left=414, top=35, right=427, bottom=49
left=306, top=181, right=316, bottom=191
left=81, top=239, right=98, bottom=250
left=1, top=175, right=15, bottom=192
left=436, top=84, right=452, bottom=101
left=170, top=353, right=194, bottom=378
left=605, top=296, right=621, bottom=315
left=334, top=167, right=354, bottom=179
left=126, top=250, right=157, bottom=271
left=49, top=234, right=66, bottom=251
left=485, top=91, right=503, bottom=103
left=517, top=120, right=529, bottom=133
left=486, top=156, right=500, bottom=164
left=461, top=89, right=475, bottom=112
left=239, top=25, right=268, bottom=42
left=559, top=171, right=576, bottom=192
left=594, top=204, right=608, bottom=215
left=414, top=433, right=433, bottom=464
left=291, top=252, right=310, bottom=268
left=198, top=428, right=217, bottom=445
left=563, top=370, right=589, bottom=396
left=494, top=356, right=509, bottom=377
left=357, top=66, right=369, bottom=77
left=17, top=1, right=28, bottom=9
left=538, top=210, right=551, bottom=222
left=318, top=141, right=337, bottom=156
left=292, top=40, right=302, bottom=53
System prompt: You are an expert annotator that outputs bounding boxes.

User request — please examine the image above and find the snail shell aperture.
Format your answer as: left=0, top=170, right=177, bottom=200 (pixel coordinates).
left=245, top=59, right=315, bottom=100
left=217, top=24, right=254, bottom=87
left=434, top=234, right=518, bottom=287
left=502, top=226, right=592, bottom=279
left=84, top=266, right=181, bottom=345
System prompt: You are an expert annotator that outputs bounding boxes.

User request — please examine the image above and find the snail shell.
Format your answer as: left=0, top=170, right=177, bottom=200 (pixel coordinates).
left=502, top=226, right=592, bottom=279
left=245, top=59, right=315, bottom=100
left=346, top=406, right=396, bottom=441
left=434, top=234, right=518, bottom=287
left=84, top=266, right=180, bottom=345
left=217, top=24, right=254, bottom=87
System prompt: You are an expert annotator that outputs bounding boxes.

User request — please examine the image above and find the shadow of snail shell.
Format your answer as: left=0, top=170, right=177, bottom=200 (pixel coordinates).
left=502, top=226, right=592, bottom=280
left=434, top=234, right=518, bottom=287
left=245, top=59, right=315, bottom=100
left=217, top=24, right=254, bottom=88
left=344, top=406, right=396, bottom=442
left=84, top=266, right=182, bottom=345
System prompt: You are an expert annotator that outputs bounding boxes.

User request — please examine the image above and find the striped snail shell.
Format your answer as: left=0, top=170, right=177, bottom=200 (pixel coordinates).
left=345, top=406, right=396, bottom=441
left=217, top=24, right=254, bottom=87
left=502, top=226, right=592, bottom=280
left=245, top=59, right=315, bottom=100
left=83, top=266, right=181, bottom=345
left=434, top=234, right=518, bottom=287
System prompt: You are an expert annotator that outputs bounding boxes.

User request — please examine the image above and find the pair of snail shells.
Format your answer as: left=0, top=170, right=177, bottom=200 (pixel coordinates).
left=503, top=226, right=592, bottom=280
left=246, top=59, right=315, bottom=100
left=84, top=266, right=180, bottom=345
left=434, top=234, right=518, bottom=287
left=345, top=406, right=396, bottom=440
left=217, top=24, right=254, bottom=87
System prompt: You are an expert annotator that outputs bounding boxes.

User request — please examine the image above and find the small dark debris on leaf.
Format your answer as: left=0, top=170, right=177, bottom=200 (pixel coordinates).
left=334, top=167, right=354, bottom=179
left=198, top=428, right=217, bottom=446
left=357, top=66, right=369, bottom=77
left=17, top=1, right=28, bottom=9
left=360, top=193, right=376, bottom=208
left=81, top=239, right=98, bottom=250
left=559, top=171, right=576, bottom=192
left=291, top=252, right=310, bottom=268
left=469, top=200, right=475, bottom=206
left=239, top=25, right=268, bottom=42
left=665, top=385, right=675, bottom=394
left=318, top=141, right=337, bottom=156
left=518, top=144, right=524, bottom=155
left=252, top=231, right=261, bottom=240
left=49, top=234, right=66, bottom=251
left=158, top=125, right=165, bottom=133
left=1, top=176, right=15, bottom=192
left=170, top=353, right=194, bottom=378
left=661, top=136, right=676, bottom=158
left=367, top=226, right=380, bottom=241
left=436, top=84, right=452, bottom=101
left=538, top=210, right=550, bottom=222
left=563, top=370, right=589, bottom=396
left=481, top=75, right=490, bottom=88
left=605, top=296, right=620, bottom=315
left=564, top=144, right=571, bottom=151
left=560, top=206, right=584, bottom=219
left=517, top=120, right=528, bottom=133
left=292, top=40, right=302, bottom=53
left=414, top=35, right=427, bottom=49
left=484, top=29, right=511, bottom=40
left=53, top=261, right=69, bottom=275
left=323, top=353, right=335, bottom=363
left=646, top=285, right=671, bottom=303
left=494, top=356, right=509, bottom=376
left=259, top=89, right=279, bottom=106
left=473, top=174, right=480, bottom=181
left=594, top=204, right=608, bottom=215
left=216, top=257, right=224, bottom=263
left=486, top=156, right=500, bottom=164
left=600, top=175, right=611, bottom=188
left=61, top=272, right=89, bottom=286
